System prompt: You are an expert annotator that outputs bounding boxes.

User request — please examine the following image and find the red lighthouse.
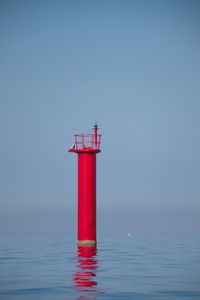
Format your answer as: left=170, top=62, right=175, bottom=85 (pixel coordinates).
left=69, top=124, right=101, bottom=247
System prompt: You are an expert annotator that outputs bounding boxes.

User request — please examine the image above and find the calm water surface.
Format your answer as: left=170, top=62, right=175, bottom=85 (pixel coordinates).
left=0, top=234, right=200, bottom=299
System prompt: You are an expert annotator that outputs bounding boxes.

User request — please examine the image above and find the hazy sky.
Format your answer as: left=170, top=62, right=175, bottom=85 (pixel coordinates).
left=0, top=0, right=200, bottom=221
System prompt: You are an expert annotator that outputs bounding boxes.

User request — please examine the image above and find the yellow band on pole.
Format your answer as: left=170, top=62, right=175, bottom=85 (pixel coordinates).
left=78, top=240, right=96, bottom=247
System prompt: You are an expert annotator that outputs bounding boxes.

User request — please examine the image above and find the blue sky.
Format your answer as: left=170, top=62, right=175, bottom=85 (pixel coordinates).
left=0, top=0, right=200, bottom=233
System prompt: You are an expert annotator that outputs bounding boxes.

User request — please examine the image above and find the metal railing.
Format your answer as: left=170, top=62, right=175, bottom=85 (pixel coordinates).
left=74, top=134, right=101, bottom=150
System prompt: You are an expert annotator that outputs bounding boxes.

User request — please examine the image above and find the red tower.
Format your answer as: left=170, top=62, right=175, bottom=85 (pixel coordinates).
left=69, top=124, right=101, bottom=247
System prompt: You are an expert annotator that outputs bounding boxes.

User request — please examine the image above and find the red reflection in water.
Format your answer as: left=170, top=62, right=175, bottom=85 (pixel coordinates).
left=73, top=246, right=104, bottom=297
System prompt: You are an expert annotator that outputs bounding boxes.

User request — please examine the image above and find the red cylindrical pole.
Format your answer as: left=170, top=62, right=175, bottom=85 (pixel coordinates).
left=69, top=125, right=101, bottom=247
left=78, top=153, right=96, bottom=246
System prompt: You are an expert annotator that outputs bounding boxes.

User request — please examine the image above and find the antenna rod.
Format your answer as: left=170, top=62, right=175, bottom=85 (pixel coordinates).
left=93, top=123, right=98, bottom=149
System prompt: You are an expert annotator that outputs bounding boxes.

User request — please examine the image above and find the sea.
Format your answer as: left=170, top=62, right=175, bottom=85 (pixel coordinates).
left=0, top=233, right=200, bottom=299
